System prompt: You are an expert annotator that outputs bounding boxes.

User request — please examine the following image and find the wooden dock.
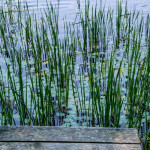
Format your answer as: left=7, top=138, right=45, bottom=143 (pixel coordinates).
left=0, top=126, right=141, bottom=150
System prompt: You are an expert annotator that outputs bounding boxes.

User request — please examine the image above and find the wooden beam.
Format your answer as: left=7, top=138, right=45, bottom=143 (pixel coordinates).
left=0, top=126, right=142, bottom=150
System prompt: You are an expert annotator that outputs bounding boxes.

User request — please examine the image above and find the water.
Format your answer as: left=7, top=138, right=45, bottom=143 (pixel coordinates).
left=14, top=0, right=150, bottom=39
left=0, top=0, right=150, bottom=148
left=1, top=0, right=150, bottom=36
left=19, top=0, right=150, bottom=15
left=0, top=0, right=149, bottom=118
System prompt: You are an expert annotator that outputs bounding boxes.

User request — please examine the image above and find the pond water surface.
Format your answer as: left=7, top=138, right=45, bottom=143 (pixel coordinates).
left=0, top=0, right=150, bottom=148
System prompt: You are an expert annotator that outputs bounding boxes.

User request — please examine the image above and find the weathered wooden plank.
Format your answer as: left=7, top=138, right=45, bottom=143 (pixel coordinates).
left=0, top=126, right=140, bottom=144
left=0, top=143, right=142, bottom=150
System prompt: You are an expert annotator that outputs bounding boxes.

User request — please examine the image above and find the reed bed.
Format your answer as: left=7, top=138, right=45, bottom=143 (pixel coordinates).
left=0, top=0, right=150, bottom=149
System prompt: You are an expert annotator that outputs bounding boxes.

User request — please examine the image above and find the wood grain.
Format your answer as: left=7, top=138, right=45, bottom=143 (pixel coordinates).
left=0, top=142, right=142, bottom=150
left=0, top=126, right=142, bottom=150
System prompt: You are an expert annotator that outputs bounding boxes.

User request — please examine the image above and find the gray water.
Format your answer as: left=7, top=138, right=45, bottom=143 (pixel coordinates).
left=2, top=0, right=150, bottom=21
left=1, top=0, right=150, bottom=37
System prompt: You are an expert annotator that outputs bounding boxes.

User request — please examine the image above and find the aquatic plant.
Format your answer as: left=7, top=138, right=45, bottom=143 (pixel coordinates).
left=0, top=0, right=150, bottom=149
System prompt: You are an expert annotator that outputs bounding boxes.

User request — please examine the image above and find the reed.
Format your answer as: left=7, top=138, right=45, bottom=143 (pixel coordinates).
left=0, top=0, right=149, bottom=148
